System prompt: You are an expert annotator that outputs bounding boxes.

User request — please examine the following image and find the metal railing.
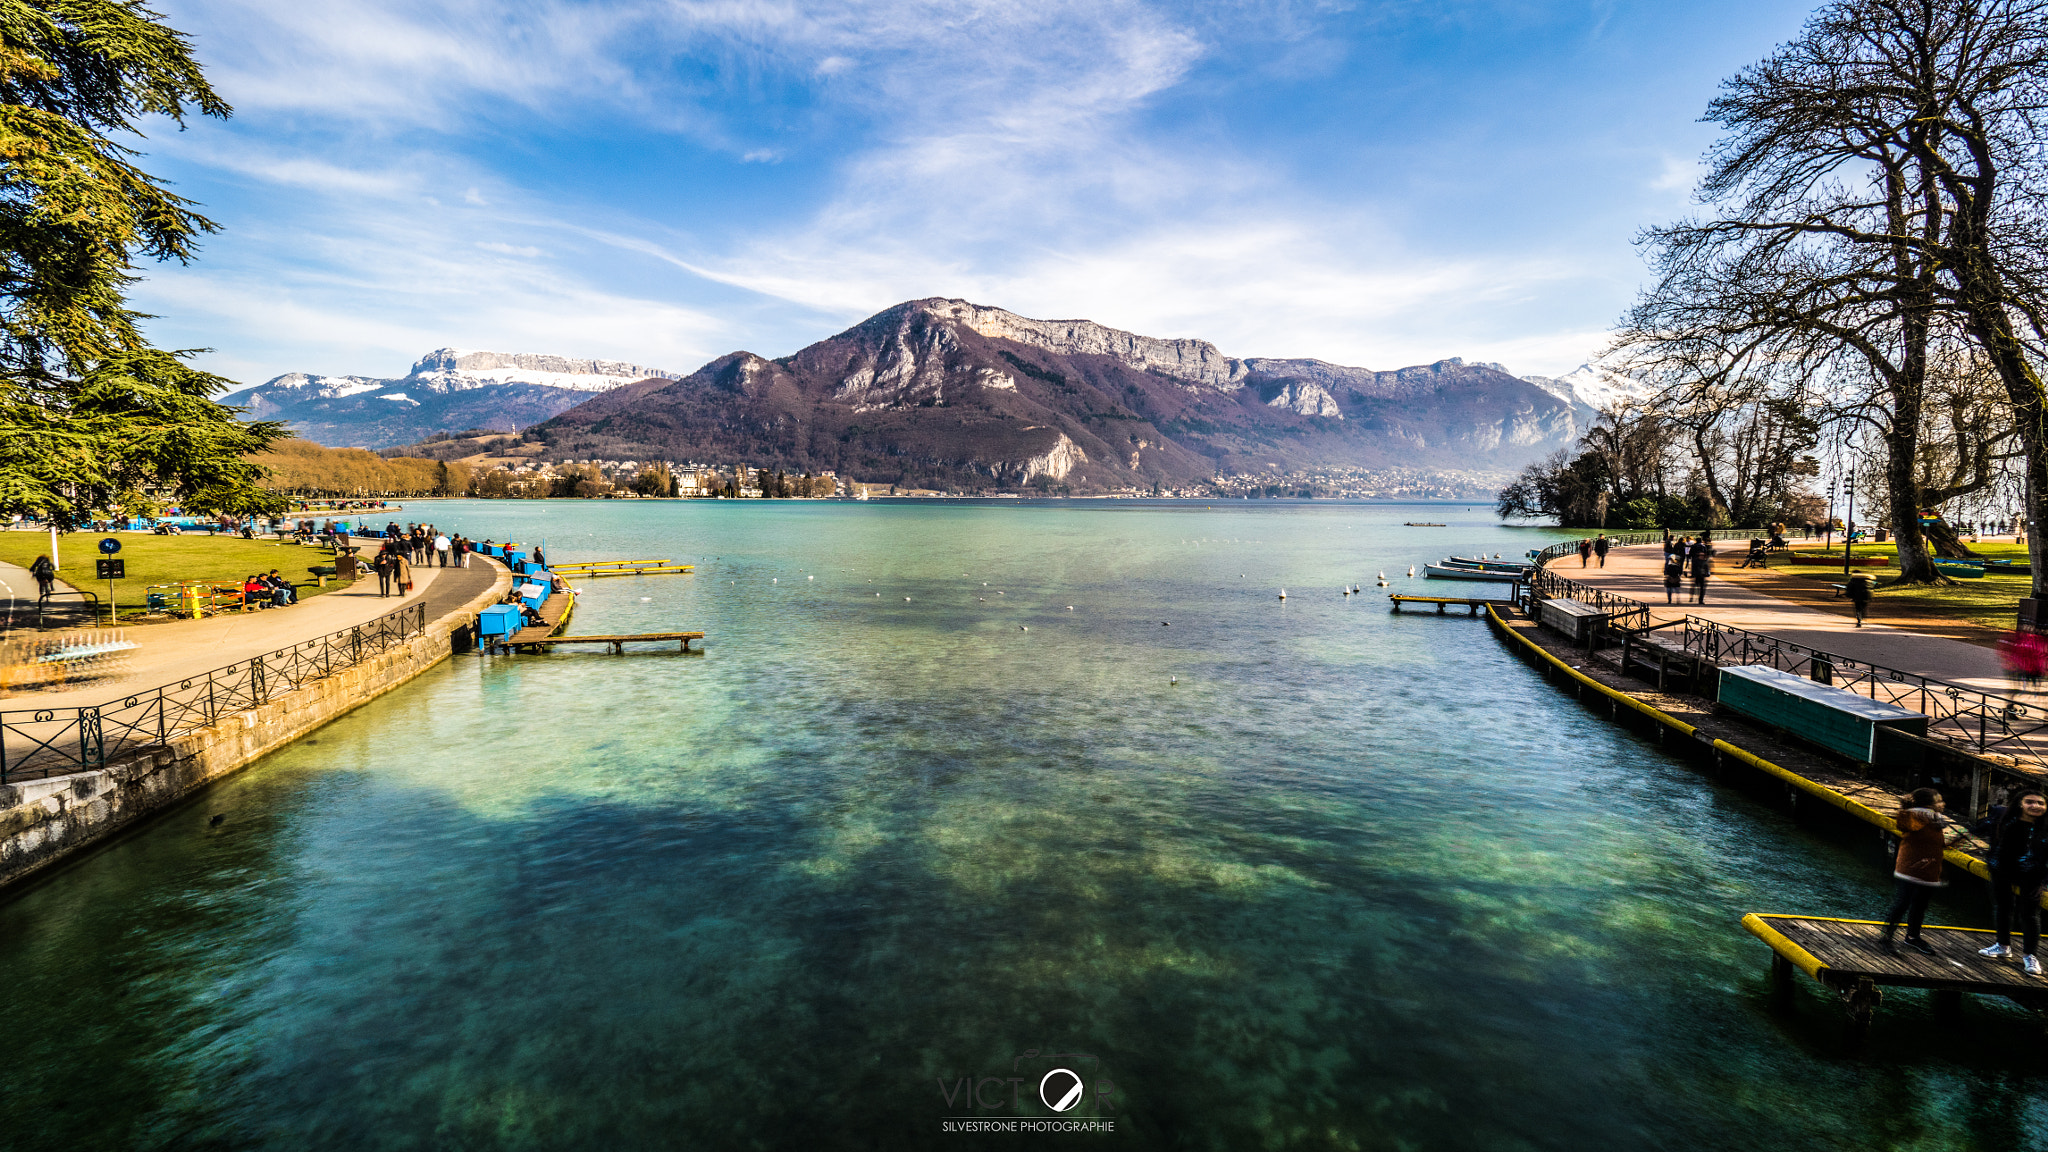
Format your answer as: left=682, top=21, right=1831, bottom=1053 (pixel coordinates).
left=1528, top=568, right=1653, bottom=630
left=1678, top=615, right=2048, bottom=770
left=0, top=602, right=427, bottom=784
left=1531, top=530, right=1712, bottom=567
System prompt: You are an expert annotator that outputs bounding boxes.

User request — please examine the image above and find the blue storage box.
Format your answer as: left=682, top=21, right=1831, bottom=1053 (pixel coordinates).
left=477, top=604, right=523, bottom=637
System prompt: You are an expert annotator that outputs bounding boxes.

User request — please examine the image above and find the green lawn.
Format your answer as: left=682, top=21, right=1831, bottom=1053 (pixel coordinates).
left=0, top=530, right=347, bottom=619
left=1765, top=542, right=2032, bottom=632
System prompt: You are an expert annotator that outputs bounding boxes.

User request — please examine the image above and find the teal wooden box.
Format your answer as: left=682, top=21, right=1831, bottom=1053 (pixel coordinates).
left=1717, top=665, right=1928, bottom=765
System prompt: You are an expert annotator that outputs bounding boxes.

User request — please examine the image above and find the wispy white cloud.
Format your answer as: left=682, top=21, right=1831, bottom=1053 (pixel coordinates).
left=140, top=0, right=1659, bottom=387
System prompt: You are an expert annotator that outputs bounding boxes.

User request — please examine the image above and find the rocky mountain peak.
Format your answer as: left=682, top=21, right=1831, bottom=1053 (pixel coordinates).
left=901, top=298, right=1251, bottom=392
left=406, top=348, right=676, bottom=390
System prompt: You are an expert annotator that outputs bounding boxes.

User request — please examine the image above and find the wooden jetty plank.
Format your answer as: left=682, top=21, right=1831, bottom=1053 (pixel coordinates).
left=1746, top=913, right=2047, bottom=992
left=519, top=632, right=704, bottom=652
left=502, top=589, right=574, bottom=647
left=1388, top=594, right=1514, bottom=616
left=550, top=559, right=694, bottom=577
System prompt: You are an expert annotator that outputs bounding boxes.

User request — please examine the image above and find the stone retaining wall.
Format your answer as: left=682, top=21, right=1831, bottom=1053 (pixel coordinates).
left=0, top=569, right=510, bottom=894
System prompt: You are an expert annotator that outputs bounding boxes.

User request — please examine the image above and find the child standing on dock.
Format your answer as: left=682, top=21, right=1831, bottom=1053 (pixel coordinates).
left=1880, top=788, right=1948, bottom=956
left=1980, top=786, right=2048, bottom=975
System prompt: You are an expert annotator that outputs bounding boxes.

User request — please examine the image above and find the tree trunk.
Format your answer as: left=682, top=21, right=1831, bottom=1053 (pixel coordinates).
left=1962, top=306, right=2048, bottom=597
left=1884, top=406, right=1946, bottom=585
left=1921, top=518, right=1980, bottom=559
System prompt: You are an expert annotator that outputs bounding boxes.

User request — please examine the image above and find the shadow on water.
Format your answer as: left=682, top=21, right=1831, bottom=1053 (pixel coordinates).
left=2, top=501, right=2047, bottom=1150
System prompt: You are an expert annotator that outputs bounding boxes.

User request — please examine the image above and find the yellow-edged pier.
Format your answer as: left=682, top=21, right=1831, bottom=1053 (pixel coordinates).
left=1742, top=913, right=2048, bottom=1037
left=550, top=560, right=695, bottom=578
left=514, top=632, right=703, bottom=653
left=1389, top=594, right=1515, bottom=615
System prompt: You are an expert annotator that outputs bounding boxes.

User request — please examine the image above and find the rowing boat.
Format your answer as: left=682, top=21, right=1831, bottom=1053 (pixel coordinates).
left=1440, top=556, right=1532, bottom=573
left=1424, top=563, right=1524, bottom=582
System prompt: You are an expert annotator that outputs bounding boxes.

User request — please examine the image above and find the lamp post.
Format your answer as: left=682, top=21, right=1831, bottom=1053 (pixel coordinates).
left=1843, top=474, right=1857, bottom=579
left=1823, top=480, right=1836, bottom=550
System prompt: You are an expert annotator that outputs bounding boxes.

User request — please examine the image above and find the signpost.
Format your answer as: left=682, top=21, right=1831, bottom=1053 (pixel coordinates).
left=97, top=537, right=121, bottom=625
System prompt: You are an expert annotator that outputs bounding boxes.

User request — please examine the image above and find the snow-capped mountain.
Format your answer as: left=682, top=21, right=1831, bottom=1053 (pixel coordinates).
left=223, top=349, right=678, bottom=448
left=1520, top=363, right=1654, bottom=414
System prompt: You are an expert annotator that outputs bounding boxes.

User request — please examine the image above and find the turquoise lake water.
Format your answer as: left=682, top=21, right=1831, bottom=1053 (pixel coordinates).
left=3, top=500, right=2045, bottom=1150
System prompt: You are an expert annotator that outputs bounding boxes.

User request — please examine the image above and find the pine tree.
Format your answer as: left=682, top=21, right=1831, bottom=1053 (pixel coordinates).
left=0, top=0, right=284, bottom=526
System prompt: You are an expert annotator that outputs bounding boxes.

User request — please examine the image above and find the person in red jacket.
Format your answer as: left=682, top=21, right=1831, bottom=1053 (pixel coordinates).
left=1880, top=788, right=1949, bottom=955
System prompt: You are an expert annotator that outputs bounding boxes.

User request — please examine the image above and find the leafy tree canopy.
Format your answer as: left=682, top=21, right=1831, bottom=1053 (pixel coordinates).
left=0, top=0, right=283, bottom=526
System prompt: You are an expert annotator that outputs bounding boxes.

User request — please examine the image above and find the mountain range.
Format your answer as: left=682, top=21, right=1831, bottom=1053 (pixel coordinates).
left=222, top=349, right=677, bottom=447
left=231, top=300, right=1646, bottom=490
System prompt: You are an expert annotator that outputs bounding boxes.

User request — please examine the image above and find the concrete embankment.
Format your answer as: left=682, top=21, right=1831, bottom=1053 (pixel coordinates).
left=0, top=563, right=511, bottom=895
left=1485, top=601, right=2040, bottom=902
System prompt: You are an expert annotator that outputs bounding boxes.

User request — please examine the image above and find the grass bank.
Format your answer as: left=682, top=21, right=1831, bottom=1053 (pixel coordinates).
left=0, top=531, right=345, bottom=618
left=1758, top=542, right=2029, bottom=635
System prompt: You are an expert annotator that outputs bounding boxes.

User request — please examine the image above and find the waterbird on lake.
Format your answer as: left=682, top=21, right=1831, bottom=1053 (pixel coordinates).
left=1278, top=588, right=1287, bottom=599
left=1067, top=605, right=1074, bottom=610
left=1408, top=566, right=1416, bottom=577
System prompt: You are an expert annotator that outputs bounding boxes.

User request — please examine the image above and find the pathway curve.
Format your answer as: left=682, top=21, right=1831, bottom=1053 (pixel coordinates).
left=3, top=541, right=501, bottom=710
left=1559, top=542, right=2010, bottom=693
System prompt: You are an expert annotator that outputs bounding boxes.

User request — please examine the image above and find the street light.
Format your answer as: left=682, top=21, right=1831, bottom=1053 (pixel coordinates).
left=1824, top=480, right=1837, bottom=550
left=1843, top=473, right=1857, bottom=578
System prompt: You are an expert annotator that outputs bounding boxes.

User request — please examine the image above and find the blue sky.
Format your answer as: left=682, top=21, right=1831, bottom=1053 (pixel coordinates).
left=133, top=0, right=1818, bottom=388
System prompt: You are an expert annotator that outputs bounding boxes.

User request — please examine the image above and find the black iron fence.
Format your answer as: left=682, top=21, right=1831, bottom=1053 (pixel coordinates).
left=1678, top=615, right=2048, bottom=771
left=1528, top=568, right=1654, bottom=631
left=0, top=601, right=427, bottom=784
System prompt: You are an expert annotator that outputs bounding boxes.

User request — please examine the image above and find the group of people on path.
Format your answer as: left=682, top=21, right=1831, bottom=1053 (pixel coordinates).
left=1575, top=534, right=1611, bottom=567
left=1881, top=785, right=2048, bottom=977
left=1660, top=535, right=1714, bottom=606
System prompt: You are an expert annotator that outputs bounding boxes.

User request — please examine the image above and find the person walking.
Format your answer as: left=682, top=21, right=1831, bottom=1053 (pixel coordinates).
left=1689, top=540, right=1713, bottom=605
left=1846, top=572, right=1873, bottom=627
left=395, top=549, right=414, bottom=597
left=1593, top=533, right=1610, bottom=567
left=435, top=532, right=451, bottom=567
left=373, top=547, right=396, bottom=597
left=1980, top=786, right=2048, bottom=975
left=1662, top=551, right=1684, bottom=605
left=1577, top=538, right=1593, bottom=567
left=1880, top=788, right=1949, bottom=956
left=29, top=553, right=55, bottom=599
left=456, top=535, right=470, bottom=568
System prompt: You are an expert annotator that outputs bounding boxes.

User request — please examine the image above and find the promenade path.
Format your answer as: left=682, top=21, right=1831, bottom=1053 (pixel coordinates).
left=1, top=539, right=502, bottom=711
left=1560, top=542, right=2009, bottom=694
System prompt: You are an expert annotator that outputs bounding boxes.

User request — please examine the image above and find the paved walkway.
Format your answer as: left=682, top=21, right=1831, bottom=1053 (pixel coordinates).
left=2, top=540, right=502, bottom=709
left=1558, top=542, right=2010, bottom=693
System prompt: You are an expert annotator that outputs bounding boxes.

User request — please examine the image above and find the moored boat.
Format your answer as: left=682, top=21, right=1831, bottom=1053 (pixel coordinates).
left=1440, top=556, right=1532, bottom=573
left=1424, top=563, right=1524, bottom=582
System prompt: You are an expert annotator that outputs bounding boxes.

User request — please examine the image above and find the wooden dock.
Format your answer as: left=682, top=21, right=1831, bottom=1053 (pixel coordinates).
left=1743, top=913, right=2048, bottom=1037
left=498, top=589, right=575, bottom=650
left=512, top=632, right=703, bottom=653
left=549, top=560, right=695, bottom=578
left=1389, top=594, right=1515, bottom=615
